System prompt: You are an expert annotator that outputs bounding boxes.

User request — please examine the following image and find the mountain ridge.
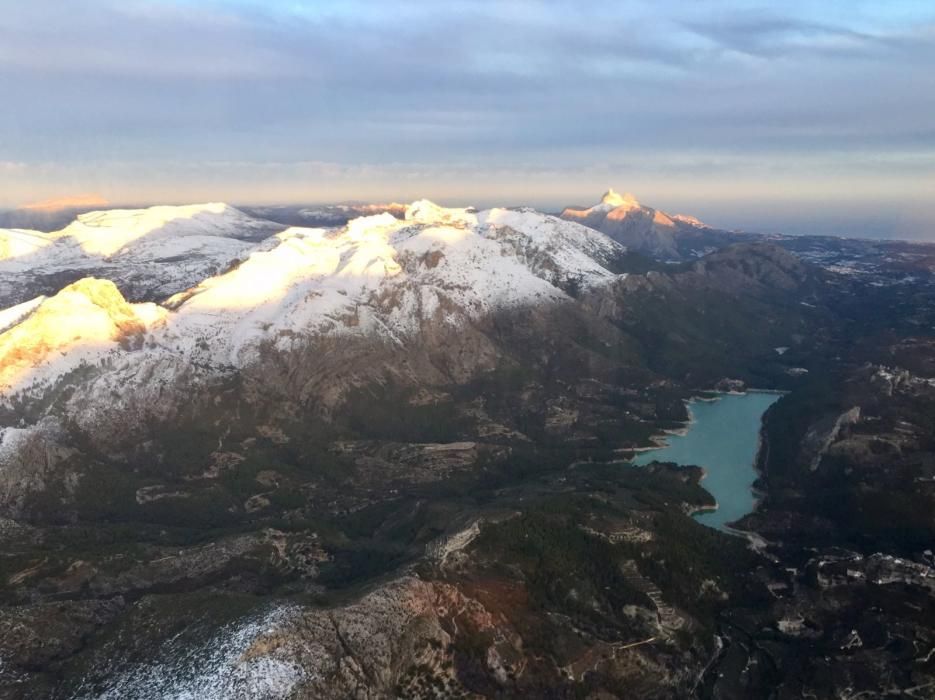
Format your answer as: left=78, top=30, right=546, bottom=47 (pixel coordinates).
left=0, top=202, right=626, bottom=404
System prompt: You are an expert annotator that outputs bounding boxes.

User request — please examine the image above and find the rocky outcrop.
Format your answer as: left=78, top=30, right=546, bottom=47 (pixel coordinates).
left=801, top=406, right=861, bottom=471
left=244, top=577, right=473, bottom=698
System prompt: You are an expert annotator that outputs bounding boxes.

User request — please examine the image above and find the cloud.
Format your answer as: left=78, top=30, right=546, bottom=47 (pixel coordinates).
left=0, top=0, right=933, bottom=237
left=681, top=14, right=884, bottom=58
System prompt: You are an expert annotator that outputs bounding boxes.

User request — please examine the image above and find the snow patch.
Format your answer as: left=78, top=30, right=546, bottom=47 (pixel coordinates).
left=75, top=605, right=304, bottom=700
left=0, top=296, right=45, bottom=334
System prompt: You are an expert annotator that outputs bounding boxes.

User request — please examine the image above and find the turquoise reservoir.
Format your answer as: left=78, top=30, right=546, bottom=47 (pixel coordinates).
left=632, top=392, right=781, bottom=531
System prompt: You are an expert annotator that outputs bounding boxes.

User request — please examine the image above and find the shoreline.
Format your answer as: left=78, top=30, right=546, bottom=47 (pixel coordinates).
left=628, top=388, right=786, bottom=456
left=626, top=388, right=784, bottom=541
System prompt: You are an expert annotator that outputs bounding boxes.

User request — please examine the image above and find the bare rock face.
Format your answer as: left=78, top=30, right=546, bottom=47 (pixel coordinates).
left=0, top=418, right=79, bottom=519
left=801, top=406, right=862, bottom=471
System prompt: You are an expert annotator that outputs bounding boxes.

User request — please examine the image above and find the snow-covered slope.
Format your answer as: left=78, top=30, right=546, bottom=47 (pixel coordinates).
left=0, top=201, right=626, bottom=410
left=0, top=228, right=53, bottom=263
left=0, top=278, right=166, bottom=396
left=0, top=296, right=46, bottom=334
left=76, top=604, right=304, bottom=700
left=160, top=202, right=625, bottom=366
left=0, top=203, right=283, bottom=308
left=58, top=203, right=277, bottom=258
left=672, top=213, right=709, bottom=228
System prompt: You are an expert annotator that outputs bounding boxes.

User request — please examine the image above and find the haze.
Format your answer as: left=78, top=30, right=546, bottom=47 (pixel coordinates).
left=1, top=0, right=933, bottom=238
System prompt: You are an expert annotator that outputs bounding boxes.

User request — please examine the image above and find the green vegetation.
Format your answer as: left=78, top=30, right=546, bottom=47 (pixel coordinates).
left=468, top=462, right=761, bottom=647
left=475, top=507, right=651, bottom=622
left=342, top=383, right=469, bottom=443
left=617, top=510, right=764, bottom=623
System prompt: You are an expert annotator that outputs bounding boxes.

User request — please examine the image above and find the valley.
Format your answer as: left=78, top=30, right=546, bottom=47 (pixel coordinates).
left=0, top=196, right=933, bottom=698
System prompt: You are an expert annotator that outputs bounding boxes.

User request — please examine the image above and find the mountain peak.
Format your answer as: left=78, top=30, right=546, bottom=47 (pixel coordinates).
left=405, top=199, right=476, bottom=226
left=601, top=189, right=639, bottom=208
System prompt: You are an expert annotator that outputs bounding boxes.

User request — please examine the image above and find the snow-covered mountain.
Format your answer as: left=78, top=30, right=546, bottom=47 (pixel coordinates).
left=2, top=201, right=624, bottom=394
left=160, top=201, right=623, bottom=365
left=0, top=201, right=629, bottom=488
left=561, top=188, right=734, bottom=260
left=56, top=203, right=279, bottom=258
left=0, top=203, right=284, bottom=309
left=0, top=228, right=53, bottom=261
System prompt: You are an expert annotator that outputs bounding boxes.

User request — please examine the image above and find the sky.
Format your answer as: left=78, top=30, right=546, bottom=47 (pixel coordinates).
left=0, top=0, right=933, bottom=237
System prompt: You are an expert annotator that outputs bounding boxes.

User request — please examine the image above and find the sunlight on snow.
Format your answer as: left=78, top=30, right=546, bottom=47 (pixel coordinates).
left=56, top=203, right=236, bottom=257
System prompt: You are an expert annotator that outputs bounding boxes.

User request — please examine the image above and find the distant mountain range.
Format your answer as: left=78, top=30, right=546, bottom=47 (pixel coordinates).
left=0, top=200, right=408, bottom=233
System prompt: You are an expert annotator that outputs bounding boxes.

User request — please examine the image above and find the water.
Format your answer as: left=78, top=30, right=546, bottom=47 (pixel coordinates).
left=632, top=391, right=781, bottom=531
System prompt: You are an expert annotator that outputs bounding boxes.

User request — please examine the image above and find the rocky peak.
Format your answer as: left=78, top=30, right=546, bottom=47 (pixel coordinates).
left=601, top=188, right=640, bottom=208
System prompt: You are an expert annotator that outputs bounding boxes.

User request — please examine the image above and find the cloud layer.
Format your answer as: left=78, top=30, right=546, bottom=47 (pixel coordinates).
left=0, top=0, right=933, bottom=236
